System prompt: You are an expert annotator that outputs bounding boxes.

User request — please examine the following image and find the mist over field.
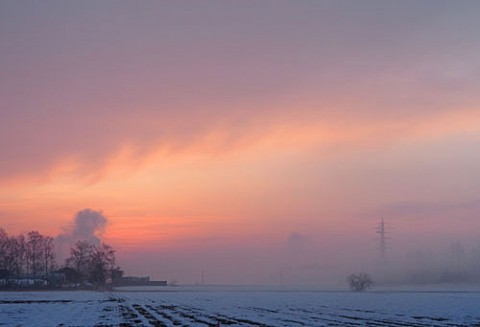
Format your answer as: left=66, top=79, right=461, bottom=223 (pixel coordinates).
left=1, top=0, right=480, bottom=288
left=2, top=1, right=480, bottom=326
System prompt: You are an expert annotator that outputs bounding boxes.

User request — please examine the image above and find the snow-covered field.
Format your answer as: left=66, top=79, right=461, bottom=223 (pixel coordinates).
left=1, top=286, right=480, bottom=326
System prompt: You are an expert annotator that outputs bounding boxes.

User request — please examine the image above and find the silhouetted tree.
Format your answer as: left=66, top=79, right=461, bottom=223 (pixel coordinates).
left=347, top=273, right=374, bottom=292
left=67, top=240, right=94, bottom=285
left=27, top=231, right=45, bottom=279
left=16, top=234, right=27, bottom=277
left=89, top=243, right=115, bottom=289
left=3, top=235, right=18, bottom=278
left=1, top=227, right=120, bottom=289
left=67, top=240, right=116, bottom=289
left=0, top=228, right=9, bottom=271
left=43, top=236, right=55, bottom=278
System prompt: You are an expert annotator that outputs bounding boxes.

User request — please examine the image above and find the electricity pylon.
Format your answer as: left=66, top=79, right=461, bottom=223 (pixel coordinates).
left=376, top=218, right=387, bottom=263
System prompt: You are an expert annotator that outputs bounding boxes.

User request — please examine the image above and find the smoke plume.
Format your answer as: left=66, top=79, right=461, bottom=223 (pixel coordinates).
left=56, top=209, right=108, bottom=261
left=69, top=209, right=107, bottom=244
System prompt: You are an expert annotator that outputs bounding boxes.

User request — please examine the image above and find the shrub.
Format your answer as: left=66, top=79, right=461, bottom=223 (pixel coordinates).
left=347, top=273, right=374, bottom=292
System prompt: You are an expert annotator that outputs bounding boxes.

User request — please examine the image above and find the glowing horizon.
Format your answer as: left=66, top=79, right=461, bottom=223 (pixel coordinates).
left=1, top=1, right=480, bottom=284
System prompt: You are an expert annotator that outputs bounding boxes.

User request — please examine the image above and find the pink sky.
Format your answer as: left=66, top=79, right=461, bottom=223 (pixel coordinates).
left=1, top=1, right=480, bottom=285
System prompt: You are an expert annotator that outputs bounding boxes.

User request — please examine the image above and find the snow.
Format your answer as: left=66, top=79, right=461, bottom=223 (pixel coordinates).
left=1, top=286, right=480, bottom=326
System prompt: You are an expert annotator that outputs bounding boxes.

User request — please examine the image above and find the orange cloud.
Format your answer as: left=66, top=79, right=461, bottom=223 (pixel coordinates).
left=2, top=106, right=479, bottom=248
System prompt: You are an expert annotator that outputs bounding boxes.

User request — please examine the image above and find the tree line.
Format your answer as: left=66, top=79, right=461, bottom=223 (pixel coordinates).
left=0, top=228, right=118, bottom=290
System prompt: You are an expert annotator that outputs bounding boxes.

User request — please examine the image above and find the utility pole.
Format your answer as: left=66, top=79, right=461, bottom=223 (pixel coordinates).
left=376, top=218, right=387, bottom=263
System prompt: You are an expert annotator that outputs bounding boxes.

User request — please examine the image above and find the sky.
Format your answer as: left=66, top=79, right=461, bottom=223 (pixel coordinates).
left=1, top=1, right=480, bottom=285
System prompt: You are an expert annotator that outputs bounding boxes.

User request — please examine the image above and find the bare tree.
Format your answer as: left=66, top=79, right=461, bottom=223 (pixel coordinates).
left=1, top=227, right=121, bottom=289
left=3, top=236, right=19, bottom=278
left=16, top=234, right=27, bottom=278
left=0, top=228, right=8, bottom=271
left=68, top=240, right=94, bottom=285
left=89, top=243, right=115, bottom=289
left=2, top=230, right=51, bottom=280
left=27, top=231, right=45, bottom=279
left=43, top=236, right=55, bottom=278
left=347, top=273, right=374, bottom=292
left=0, top=229, right=11, bottom=279
left=67, top=241, right=116, bottom=289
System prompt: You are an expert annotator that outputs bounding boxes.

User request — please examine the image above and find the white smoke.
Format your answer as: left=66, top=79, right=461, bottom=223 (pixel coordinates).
left=56, top=209, right=108, bottom=262
left=69, top=208, right=107, bottom=244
